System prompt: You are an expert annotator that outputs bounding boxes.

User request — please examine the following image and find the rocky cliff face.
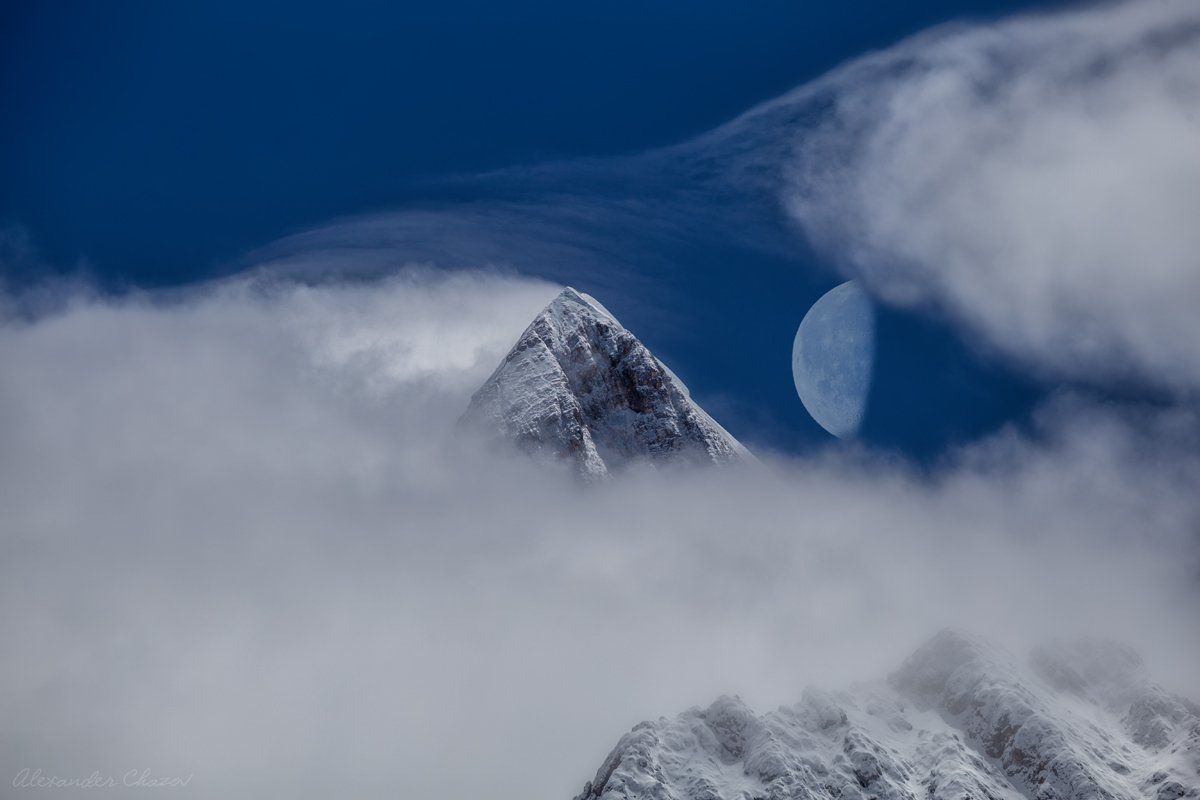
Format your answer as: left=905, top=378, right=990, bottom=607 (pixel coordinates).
left=462, top=287, right=750, bottom=478
left=574, top=631, right=1199, bottom=800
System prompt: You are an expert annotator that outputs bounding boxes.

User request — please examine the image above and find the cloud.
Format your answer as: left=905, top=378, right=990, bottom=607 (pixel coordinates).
left=1, top=271, right=1197, bottom=799
left=777, top=0, right=1200, bottom=393
left=231, top=1, right=1200, bottom=407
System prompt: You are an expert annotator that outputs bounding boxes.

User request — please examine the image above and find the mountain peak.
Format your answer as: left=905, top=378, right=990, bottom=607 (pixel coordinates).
left=574, top=632, right=1200, bottom=800
left=462, top=287, right=750, bottom=478
left=550, top=285, right=604, bottom=310
left=541, top=286, right=615, bottom=324
left=889, top=627, right=1016, bottom=705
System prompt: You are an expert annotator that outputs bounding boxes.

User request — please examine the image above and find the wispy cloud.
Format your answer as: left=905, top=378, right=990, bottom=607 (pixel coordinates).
left=239, top=2, right=1200, bottom=402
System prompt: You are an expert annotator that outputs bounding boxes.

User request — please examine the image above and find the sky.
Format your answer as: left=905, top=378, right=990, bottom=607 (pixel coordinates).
left=0, top=0, right=1077, bottom=459
left=2, top=0, right=1058, bottom=286
left=2, top=1, right=1199, bottom=799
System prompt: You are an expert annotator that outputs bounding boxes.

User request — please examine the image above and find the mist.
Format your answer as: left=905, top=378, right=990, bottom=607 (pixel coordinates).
left=1, top=270, right=1196, bottom=799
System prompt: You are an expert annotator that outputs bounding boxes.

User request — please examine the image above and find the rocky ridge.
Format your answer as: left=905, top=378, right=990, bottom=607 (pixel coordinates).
left=575, top=631, right=1199, bottom=800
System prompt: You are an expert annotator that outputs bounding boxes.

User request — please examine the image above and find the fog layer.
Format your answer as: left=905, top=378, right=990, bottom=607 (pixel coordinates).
left=1, top=272, right=1196, bottom=799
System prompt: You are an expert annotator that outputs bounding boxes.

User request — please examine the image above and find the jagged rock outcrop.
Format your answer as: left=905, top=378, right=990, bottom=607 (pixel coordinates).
left=462, top=287, right=751, bottom=478
left=574, top=631, right=1199, bottom=800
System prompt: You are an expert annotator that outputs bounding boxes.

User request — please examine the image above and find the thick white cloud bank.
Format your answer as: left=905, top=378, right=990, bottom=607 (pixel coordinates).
left=782, top=0, right=1200, bottom=392
left=1, top=272, right=1197, bottom=799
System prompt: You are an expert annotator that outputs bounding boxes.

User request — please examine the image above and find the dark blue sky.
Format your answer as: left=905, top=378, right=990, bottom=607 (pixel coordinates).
left=1, top=0, right=1069, bottom=459
left=2, top=0, right=1067, bottom=285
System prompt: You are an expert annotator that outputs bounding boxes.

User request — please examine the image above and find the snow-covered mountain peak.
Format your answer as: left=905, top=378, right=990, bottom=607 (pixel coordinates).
left=574, top=630, right=1200, bottom=800
left=462, top=286, right=751, bottom=478
left=547, top=286, right=618, bottom=323
left=890, top=628, right=1018, bottom=707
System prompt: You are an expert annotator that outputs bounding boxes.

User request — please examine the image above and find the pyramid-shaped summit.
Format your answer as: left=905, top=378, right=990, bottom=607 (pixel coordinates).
left=462, top=287, right=750, bottom=478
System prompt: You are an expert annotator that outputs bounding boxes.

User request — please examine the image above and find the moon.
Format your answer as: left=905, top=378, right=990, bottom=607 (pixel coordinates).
left=792, top=281, right=875, bottom=438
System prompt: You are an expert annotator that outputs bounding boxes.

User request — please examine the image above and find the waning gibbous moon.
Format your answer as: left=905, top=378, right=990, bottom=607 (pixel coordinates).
left=791, top=281, right=876, bottom=439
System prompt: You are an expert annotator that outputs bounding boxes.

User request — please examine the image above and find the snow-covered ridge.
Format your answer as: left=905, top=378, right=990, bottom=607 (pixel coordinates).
left=574, top=630, right=1199, bottom=800
left=462, top=287, right=750, bottom=478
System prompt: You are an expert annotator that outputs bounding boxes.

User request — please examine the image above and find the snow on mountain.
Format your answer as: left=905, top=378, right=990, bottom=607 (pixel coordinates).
left=574, top=630, right=1199, bottom=800
left=462, top=287, right=751, bottom=478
